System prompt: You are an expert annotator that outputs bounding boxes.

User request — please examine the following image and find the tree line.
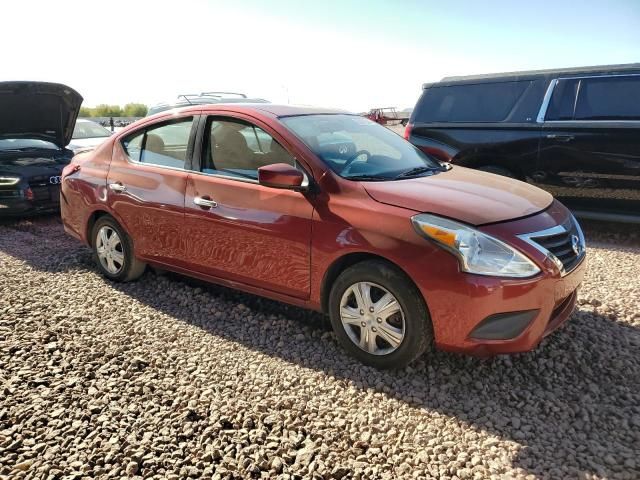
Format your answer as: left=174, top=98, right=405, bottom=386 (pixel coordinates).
left=79, top=103, right=148, bottom=118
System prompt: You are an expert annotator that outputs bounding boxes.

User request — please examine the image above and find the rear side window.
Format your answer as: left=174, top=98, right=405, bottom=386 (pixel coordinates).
left=122, top=117, right=193, bottom=169
left=415, top=81, right=530, bottom=123
left=575, top=76, right=640, bottom=120
left=545, top=79, right=580, bottom=121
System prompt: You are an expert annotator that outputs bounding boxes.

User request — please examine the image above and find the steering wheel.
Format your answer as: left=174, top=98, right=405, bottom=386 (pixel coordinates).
left=340, top=150, right=372, bottom=174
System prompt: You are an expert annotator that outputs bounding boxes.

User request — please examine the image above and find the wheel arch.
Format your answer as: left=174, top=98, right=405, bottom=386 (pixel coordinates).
left=85, top=209, right=127, bottom=247
left=319, top=251, right=425, bottom=314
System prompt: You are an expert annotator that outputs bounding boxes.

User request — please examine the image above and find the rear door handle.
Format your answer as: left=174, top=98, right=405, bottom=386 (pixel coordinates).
left=194, top=196, right=218, bottom=209
left=546, top=134, right=574, bottom=142
left=108, top=182, right=126, bottom=192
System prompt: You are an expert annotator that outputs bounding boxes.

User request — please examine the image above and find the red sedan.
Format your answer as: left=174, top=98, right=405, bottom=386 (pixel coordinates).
left=60, top=104, right=586, bottom=368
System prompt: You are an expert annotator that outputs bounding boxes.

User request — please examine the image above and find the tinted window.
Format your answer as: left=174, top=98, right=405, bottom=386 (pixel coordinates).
left=282, top=114, right=442, bottom=180
left=203, top=119, right=295, bottom=180
left=545, top=79, right=580, bottom=121
left=575, top=76, right=640, bottom=120
left=415, top=81, right=530, bottom=123
left=122, top=118, right=193, bottom=169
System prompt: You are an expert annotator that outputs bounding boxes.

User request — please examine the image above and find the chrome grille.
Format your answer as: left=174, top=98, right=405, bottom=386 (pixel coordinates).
left=518, top=216, right=586, bottom=276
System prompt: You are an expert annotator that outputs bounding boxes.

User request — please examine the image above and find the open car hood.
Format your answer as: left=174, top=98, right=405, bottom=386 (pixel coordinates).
left=362, top=166, right=553, bottom=226
left=0, top=81, right=83, bottom=148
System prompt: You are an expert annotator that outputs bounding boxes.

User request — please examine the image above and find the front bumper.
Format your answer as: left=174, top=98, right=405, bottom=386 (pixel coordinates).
left=406, top=200, right=587, bottom=356
left=0, top=196, right=60, bottom=216
left=436, top=259, right=585, bottom=356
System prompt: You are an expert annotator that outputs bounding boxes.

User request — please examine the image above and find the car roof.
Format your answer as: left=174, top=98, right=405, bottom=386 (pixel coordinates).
left=147, top=96, right=270, bottom=115
left=425, top=63, right=640, bottom=88
left=154, top=103, right=352, bottom=118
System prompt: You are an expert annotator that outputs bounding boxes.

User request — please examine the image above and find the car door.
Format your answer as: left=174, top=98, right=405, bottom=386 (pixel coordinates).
left=537, top=75, right=640, bottom=218
left=107, top=115, right=197, bottom=265
left=183, top=114, right=313, bottom=299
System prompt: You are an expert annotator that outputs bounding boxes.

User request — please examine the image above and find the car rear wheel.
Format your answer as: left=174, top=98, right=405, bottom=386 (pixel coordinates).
left=92, top=216, right=146, bottom=282
left=328, top=260, right=432, bottom=369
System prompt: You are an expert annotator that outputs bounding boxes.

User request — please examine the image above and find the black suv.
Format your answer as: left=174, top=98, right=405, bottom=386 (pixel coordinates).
left=406, top=63, right=640, bottom=223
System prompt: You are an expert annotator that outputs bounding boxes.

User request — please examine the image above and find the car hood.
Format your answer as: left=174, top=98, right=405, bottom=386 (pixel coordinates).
left=0, top=151, right=71, bottom=177
left=0, top=81, right=83, bottom=148
left=362, top=166, right=553, bottom=226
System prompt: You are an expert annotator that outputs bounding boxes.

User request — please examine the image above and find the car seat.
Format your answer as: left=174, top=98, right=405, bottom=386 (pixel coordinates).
left=214, top=124, right=254, bottom=170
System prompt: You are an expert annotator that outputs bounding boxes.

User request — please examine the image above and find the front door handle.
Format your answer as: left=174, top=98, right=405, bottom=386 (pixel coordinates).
left=546, top=134, right=574, bottom=142
left=108, top=182, right=126, bottom=192
left=194, top=196, right=218, bottom=209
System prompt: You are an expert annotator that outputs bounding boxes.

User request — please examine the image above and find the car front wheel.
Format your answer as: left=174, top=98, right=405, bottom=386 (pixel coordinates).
left=329, top=260, right=432, bottom=369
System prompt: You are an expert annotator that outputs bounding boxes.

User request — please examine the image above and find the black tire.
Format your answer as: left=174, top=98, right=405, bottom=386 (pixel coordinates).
left=477, top=165, right=515, bottom=178
left=91, top=216, right=146, bottom=282
left=328, top=260, right=432, bottom=369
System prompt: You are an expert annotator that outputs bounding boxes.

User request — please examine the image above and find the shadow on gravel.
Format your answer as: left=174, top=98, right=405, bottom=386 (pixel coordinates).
left=106, top=269, right=640, bottom=479
left=0, top=215, right=92, bottom=274
left=2, top=216, right=639, bottom=478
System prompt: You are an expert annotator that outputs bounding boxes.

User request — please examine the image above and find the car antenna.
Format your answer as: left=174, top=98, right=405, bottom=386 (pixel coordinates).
left=176, top=95, right=194, bottom=105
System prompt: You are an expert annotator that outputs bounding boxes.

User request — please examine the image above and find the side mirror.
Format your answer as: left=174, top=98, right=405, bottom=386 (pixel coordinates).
left=258, top=163, right=307, bottom=191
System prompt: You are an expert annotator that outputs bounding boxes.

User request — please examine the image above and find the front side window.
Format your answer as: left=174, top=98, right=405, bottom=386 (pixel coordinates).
left=281, top=114, right=442, bottom=180
left=203, top=118, right=295, bottom=180
left=575, top=76, right=640, bottom=120
left=122, top=117, right=193, bottom=169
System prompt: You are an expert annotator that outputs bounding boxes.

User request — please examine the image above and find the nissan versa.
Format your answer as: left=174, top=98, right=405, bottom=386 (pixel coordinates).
left=60, top=104, right=587, bottom=368
left=0, top=81, right=82, bottom=216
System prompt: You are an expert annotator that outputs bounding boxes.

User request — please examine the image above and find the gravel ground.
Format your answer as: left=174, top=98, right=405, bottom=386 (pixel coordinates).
left=1, top=216, right=639, bottom=480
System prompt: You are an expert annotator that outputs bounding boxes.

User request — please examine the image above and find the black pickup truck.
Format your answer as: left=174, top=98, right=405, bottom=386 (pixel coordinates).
left=406, top=63, right=640, bottom=223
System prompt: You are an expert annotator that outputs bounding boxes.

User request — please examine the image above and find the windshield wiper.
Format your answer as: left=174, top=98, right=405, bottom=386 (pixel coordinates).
left=344, top=174, right=391, bottom=181
left=394, top=166, right=437, bottom=179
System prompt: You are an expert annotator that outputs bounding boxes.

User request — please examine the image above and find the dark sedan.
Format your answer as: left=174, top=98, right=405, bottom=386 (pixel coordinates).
left=0, top=81, right=82, bottom=216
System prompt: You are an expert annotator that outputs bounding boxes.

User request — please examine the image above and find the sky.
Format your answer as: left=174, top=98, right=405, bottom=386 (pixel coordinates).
left=1, top=0, right=638, bottom=112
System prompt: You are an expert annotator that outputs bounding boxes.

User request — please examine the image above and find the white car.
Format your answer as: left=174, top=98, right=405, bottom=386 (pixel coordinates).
left=67, top=119, right=112, bottom=154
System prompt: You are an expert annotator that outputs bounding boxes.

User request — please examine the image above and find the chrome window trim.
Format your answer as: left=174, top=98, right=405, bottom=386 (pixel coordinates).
left=189, top=169, right=259, bottom=184
left=517, top=215, right=586, bottom=277
left=536, top=79, right=558, bottom=123
left=542, top=119, right=640, bottom=125
left=552, top=72, right=640, bottom=81
left=537, top=73, right=640, bottom=123
left=123, top=155, right=188, bottom=173
left=190, top=166, right=310, bottom=189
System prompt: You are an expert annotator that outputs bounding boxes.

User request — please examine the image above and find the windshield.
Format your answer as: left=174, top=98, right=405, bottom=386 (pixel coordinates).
left=281, top=114, right=442, bottom=180
left=72, top=121, right=111, bottom=139
left=0, top=138, right=59, bottom=151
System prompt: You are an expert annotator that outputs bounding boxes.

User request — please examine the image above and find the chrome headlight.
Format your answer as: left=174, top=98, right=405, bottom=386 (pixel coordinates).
left=0, top=176, right=20, bottom=185
left=412, top=213, right=541, bottom=278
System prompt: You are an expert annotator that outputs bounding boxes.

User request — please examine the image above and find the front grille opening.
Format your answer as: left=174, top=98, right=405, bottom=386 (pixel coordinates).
left=530, top=222, right=584, bottom=273
left=28, top=176, right=60, bottom=203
